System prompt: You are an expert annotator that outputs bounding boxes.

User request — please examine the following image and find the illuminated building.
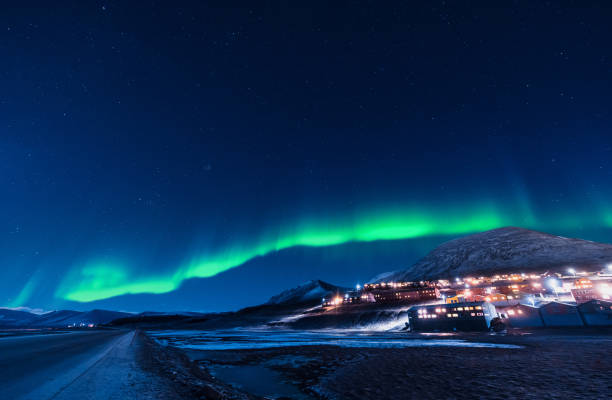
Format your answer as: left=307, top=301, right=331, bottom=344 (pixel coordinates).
left=570, top=278, right=598, bottom=304
left=496, top=304, right=544, bottom=328
left=365, top=283, right=439, bottom=304
left=408, top=301, right=496, bottom=331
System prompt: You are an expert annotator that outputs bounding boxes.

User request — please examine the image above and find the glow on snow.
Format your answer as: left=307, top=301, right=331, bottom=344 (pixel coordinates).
left=56, top=205, right=510, bottom=302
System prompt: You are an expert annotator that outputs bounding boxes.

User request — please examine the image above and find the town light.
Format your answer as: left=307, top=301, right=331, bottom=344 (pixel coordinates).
left=598, top=284, right=611, bottom=299
left=568, top=268, right=576, bottom=276
left=547, top=278, right=560, bottom=289
left=356, top=284, right=361, bottom=290
left=331, top=296, right=343, bottom=306
left=547, top=278, right=560, bottom=297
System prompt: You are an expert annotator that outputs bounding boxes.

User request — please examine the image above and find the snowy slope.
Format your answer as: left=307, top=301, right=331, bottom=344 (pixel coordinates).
left=0, top=309, right=133, bottom=327
left=266, top=280, right=348, bottom=305
left=372, top=227, right=612, bottom=282
left=0, top=308, right=40, bottom=327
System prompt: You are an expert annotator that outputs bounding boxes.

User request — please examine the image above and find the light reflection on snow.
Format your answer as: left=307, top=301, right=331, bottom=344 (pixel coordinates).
left=148, top=329, right=522, bottom=350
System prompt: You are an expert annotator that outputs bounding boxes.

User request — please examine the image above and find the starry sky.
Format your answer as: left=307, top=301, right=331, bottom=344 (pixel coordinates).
left=2, top=1, right=612, bottom=312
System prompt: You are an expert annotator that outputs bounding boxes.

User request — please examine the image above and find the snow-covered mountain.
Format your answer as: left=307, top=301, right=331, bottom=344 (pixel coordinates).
left=0, top=308, right=132, bottom=328
left=266, top=280, right=348, bottom=305
left=0, top=308, right=41, bottom=327
left=42, top=309, right=132, bottom=327
left=372, top=227, right=612, bottom=282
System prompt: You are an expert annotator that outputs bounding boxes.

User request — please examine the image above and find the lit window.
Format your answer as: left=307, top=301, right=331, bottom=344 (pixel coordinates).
left=457, top=307, right=463, bottom=311
left=447, top=313, right=452, bottom=318
left=518, top=310, right=523, bottom=314
left=452, top=313, right=458, bottom=317
left=475, top=306, right=482, bottom=310
left=471, top=313, right=475, bottom=316
left=477, top=312, right=483, bottom=316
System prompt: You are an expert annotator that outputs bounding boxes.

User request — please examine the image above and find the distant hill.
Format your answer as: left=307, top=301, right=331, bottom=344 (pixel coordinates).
left=0, top=308, right=132, bottom=328
left=0, top=308, right=40, bottom=327
left=266, top=279, right=348, bottom=306
left=371, top=227, right=612, bottom=282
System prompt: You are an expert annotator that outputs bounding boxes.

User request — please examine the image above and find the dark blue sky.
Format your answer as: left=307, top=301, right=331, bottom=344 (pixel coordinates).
left=2, top=1, right=612, bottom=312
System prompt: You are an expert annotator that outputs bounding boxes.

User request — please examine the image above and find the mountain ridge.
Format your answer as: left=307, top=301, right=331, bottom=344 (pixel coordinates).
left=266, top=279, right=348, bottom=305
left=0, top=308, right=133, bottom=328
left=371, top=226, right=612, bottom=282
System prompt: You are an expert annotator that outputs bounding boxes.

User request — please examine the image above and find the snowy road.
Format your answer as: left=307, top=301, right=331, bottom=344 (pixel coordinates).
left=0, top=330, right=182, bottom=400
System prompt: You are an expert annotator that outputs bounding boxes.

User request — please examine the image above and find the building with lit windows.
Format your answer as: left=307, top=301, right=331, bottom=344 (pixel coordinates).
left=570, top=278, right=598, bottom=303
left=496, top=304, right=544, bottom=328
left=364, top=284, right=439, bottom=304
left=407, top=301, right=496, bottom=331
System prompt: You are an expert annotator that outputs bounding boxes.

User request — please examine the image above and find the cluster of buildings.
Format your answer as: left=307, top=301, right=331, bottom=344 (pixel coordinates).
left=322, top=266, right=612, bottom=331
left=409, top=298, right=612, bottom=331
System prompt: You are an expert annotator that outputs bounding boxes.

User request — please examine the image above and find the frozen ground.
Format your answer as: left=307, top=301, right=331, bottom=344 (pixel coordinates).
left=150, top=328, right=612, bottom=400
left=149, top=328, right=522, bottom=350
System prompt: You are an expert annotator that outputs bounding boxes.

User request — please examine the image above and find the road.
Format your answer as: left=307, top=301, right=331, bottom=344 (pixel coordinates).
left=0, top=330, right=183, bottom=400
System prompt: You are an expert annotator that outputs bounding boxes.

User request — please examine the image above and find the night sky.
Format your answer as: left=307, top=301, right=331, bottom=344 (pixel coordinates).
left=2, top=2, right=612, bottom=312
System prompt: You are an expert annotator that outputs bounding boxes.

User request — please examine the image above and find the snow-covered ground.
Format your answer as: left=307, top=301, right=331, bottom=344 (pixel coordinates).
left=149, top=329, right=522, bottom=350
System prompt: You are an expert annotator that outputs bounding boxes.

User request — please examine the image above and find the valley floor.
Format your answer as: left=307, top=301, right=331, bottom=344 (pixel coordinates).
left=167, top=329, right=612, bottom=400
left=3, top=327, right=610, bottom=399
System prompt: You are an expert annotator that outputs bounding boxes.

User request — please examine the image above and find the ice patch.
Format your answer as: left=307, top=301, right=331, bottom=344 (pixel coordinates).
left=149, top=329, right=522, bottom=350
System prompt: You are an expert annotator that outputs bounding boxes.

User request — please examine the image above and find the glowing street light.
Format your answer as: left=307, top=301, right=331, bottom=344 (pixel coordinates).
left=568, top=268, right=576, bottom=276
left=547, top=278, right=560, bottom=298
left=356, top=284, right=361, bottom=290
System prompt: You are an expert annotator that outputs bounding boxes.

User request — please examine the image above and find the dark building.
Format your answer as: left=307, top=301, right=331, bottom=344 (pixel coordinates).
left=496, top=304, right=544, bottom=328
left=539, top=301, right=584, bottom=327
left=408, top=301, right=496, bottom=331
left=578, top=299, right=612, bottom=326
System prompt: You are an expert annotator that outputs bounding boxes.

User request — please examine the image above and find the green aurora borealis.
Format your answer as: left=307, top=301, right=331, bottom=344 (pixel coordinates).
left=52, top=202, right=607, bottom=304
left=5, top=2, right=612, bottom=313
left=56, top=204, right=510, bottom=302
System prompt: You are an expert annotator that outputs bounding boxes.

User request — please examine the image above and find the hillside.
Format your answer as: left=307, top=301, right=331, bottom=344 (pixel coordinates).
left=0, top=308, right=132, bottom=328
left=372, top=227, right=612, bottom=282
left=266, top=279, right=348, bottom=305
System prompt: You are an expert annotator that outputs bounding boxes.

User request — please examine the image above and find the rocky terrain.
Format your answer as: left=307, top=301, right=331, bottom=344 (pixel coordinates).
left=372, top=226, right=612, bottom=282
left=266, top=280, right=348, bottom=306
